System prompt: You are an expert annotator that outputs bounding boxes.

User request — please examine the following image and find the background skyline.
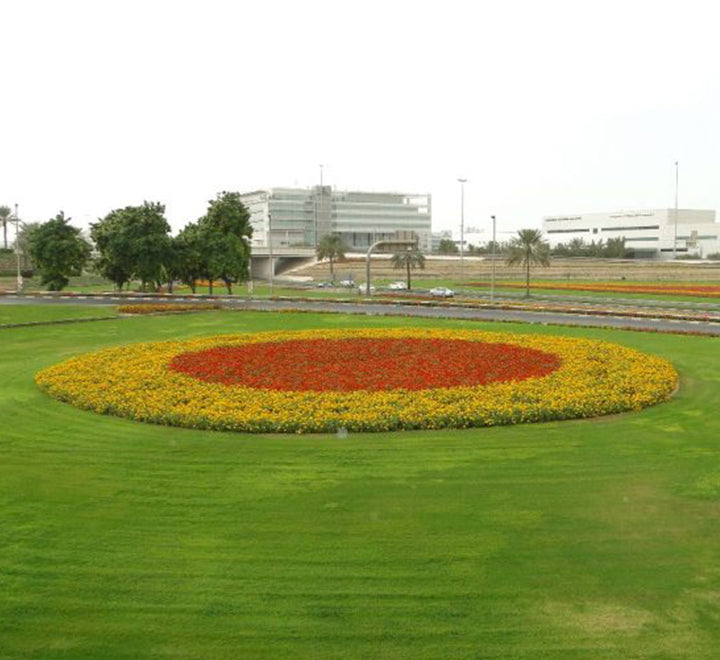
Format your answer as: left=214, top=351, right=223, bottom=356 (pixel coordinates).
left=2, top=0, right=719, bottom=241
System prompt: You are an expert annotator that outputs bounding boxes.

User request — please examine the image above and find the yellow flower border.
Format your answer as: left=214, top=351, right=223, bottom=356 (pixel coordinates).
left=35, top=328, right=677, bottom=433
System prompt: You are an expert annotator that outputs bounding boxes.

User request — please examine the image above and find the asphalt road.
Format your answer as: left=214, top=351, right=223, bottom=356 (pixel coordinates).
left=3, top=294, right=720, bottom=335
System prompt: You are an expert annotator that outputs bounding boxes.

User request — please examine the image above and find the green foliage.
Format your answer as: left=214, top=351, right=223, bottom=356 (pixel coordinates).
left=173, top=223, right=205, bottom=293
left=505, top=229, right=551, bottom=296
left=437, top=238, right=458, bottom=255
left=553, top=236, right=630, bottom=258
left=197, top=192, right=253, bottom=293
left=391, top=247, right=425, bottom=290
left=26, top=212, right=91, bottom=290
left=91, top=202, right=171, bottom=291
left=707, top=252, right=720, bottom=260
left=316, top=234, right=348, bottom=280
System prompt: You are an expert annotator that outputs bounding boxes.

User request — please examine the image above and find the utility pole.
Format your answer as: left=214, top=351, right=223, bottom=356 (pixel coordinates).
left=457, top=178, right=467, bottom=286
left=267, top=211, right=274, bottom=295
left=490, top=215, right=497, bottom=303
left=13, top=203, right=23, bottom=294
left=673, top=161, right=679, bottom=259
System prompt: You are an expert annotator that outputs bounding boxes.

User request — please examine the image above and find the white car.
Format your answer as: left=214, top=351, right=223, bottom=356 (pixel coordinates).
left=388, top=281, right=408, bottom=290
left=339, top=279, right=356, bottom=288
left=429, top=286, right=455, bottom=298
left=357, top=283, right=376, bottom=294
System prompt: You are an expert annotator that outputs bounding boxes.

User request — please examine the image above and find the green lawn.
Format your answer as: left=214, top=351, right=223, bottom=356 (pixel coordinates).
left=0, top=303, right=118, bottom=325
left=1, top=310, right=720, bottom=659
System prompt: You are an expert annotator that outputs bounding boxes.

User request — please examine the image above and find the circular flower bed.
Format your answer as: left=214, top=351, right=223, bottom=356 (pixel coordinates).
left=35, top=328, right=677, bottom=433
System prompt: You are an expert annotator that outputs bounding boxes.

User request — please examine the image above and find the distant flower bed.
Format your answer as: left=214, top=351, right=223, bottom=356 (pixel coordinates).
left=35, top=328, right=677, bottom=433
left=468, top=281, right=720, bottom=298
left=118, top=304, right=222, bottom=314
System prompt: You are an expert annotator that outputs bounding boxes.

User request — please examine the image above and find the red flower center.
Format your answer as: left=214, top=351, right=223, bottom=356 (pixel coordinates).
left=168, top=338, right=561, bottom=391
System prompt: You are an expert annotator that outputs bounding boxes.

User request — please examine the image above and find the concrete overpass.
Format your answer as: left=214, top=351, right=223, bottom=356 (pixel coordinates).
left=250, top=247, right=316, bottom=279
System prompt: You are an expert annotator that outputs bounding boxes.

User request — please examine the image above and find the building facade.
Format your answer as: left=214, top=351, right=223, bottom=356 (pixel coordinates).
left=542, top=209, right=720, bottom=258
left=240, top=187, right=432, bottom=252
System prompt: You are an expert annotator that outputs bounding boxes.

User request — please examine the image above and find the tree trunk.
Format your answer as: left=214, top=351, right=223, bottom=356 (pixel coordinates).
left=190, top=281, right=196, bottom=294
left=167, top=280, right=173, bottom=294
left=407, top=260, right=411, bottom=290
left=525, top=260, right=530, bottom=297
left=208, top=279, right=213, bottom=295
left=329, top=257, right=334, bottom=281
left=2, top=221, right=6, bottom=250
left=224, top=278, right=232, bottom=294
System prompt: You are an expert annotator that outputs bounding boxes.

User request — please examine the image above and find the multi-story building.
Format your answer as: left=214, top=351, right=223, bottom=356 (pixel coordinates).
left=240, top=186, right=432, bottom=252
left=542, top=209, right=720, bottom=258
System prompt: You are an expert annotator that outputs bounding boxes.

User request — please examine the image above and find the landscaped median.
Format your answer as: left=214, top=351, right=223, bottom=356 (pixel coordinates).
left=117, top=303, right=222, bottom=314
left=35, top=327, right=677, bottom=433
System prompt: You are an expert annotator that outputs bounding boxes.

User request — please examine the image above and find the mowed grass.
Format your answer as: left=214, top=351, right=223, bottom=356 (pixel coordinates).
left=1, top=310, right=720, bottom=660
left=0, top=304, right=118, bottom=325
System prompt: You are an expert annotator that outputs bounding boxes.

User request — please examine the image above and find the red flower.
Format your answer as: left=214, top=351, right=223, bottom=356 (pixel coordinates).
left=168, top=338, right=561, bottom=392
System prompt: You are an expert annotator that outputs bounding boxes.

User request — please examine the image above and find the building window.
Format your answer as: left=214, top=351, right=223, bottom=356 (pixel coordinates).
left=600, top=225, right=660, bottom=232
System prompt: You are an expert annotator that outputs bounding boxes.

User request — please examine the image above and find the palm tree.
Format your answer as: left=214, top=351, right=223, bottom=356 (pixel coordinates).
left=505, top=229, right=551, bottom=297
left=391, top=247, right=425, bottom=290
left=0, top=206, right=12, bottom=250
left=316, top=234, right=347, bottom=282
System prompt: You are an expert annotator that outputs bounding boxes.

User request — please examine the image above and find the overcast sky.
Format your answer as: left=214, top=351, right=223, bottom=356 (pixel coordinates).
left=2, top=0, right=719, bottom=240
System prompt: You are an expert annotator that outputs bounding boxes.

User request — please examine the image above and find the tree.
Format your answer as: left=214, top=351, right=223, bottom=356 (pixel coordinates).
left=27, top=212, right=91, bottom=290
left=16, top=222, right=40, bottom=259
left=316, top=234, right=347, bottom=281
left=437, top=238, right=459, bottom=255
left=0, top=206, right=11, bottom=250
left=604, top=237, right=628, bottom=258
left=91, top=202, right=172, bottom=291
left=173, top=223, right=205, bottom=293
left=197, top=192, right=252, bottom=294
left=391, top=247, right=425, bottom=290
left=505, top=229, right=551, bottom=297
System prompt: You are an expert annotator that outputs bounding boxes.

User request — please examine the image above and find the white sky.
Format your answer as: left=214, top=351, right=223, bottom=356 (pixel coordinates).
left=2, top=0, right=720, bottom=240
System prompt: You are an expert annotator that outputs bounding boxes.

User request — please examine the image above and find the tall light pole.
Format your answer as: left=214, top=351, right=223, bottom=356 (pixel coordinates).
left=457, top=178, right=467, bottom=286
left=12, top=204, right=23, bottom=294
left=673, top=161, right=679, bottom=259
left=267, top=211, right=274, bottom=295
left=490, top=215, right=497, bottom=303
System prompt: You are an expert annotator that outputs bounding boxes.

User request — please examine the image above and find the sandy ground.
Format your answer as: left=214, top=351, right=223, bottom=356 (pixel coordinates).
left=294, top=256, right=720, bottom=282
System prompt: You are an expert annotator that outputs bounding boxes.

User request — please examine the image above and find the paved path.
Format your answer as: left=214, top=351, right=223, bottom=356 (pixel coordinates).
left=3, top=294, right=720, bottom=335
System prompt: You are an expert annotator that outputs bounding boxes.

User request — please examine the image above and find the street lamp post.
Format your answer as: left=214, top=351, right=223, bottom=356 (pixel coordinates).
left=267, top=211, right=274, bottom=295
left=457, top=178, right=467, bottom=287
left=490, top=215, right=497, bottom=303
left=673, top=161, right=679, bottom=259
left=12, top=203, right=23, bottom=294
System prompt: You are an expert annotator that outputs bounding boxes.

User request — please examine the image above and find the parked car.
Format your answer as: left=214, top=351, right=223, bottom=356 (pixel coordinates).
left=339, top=279, right=356, bottom=288
left=316, top=281, right=334, bottom=288
left=429, top=286, right=455, bottom=298
left=388, top=281, right=408, bottom=290
left=357, top=283, right=376, bottom=294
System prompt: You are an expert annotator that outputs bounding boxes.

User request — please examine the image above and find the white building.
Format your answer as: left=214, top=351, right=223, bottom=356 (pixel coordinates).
left=542, top=209, right=720, bottom=258
left=240, top=186, right=432, bottom=253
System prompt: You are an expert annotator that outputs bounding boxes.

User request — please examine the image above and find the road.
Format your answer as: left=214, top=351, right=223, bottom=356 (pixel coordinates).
left=2, top=293, right=720, bottom=335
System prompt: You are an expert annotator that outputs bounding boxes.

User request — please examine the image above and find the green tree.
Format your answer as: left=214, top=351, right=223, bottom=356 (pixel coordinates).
left=316, top=234, right=347, bottom=281
left=91, top=202, right=171, bottom=291
left=505, top=229, right=551, bottom=297
left=197, top=192, right=252, bottom=294
left=437, top=238, right=459, bottom=255
left=0, top=206, right=11, bottom=250
left=27, top=212, right=91, bottom=290
left=15, top=222, right=40, bottom=260
left=391, top=247, right=425, bottom=290
left=604, top=236, right=628, bottom=258
left=173, top=223, right=205, bottom=293
left=90, top=212, right=133, bottom=290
